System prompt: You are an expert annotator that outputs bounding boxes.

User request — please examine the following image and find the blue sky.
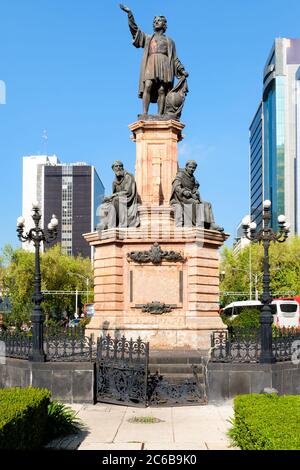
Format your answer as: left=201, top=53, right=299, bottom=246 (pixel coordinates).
left=1, top=0, right=300, bottom=250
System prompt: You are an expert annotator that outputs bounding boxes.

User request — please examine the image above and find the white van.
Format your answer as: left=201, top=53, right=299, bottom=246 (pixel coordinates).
left=221, top=299, right=300, bottom=328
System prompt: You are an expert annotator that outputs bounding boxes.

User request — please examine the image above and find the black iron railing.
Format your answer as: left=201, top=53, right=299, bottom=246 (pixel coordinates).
left=0, top=330, right=32, bottom=359
left=44, top=329, right=95, bottom=362
left=96, top=335, right=149, bottom=406
left=273, top=327, right=300, bottom=362
left=0, top=326, right=96, bottom=362
left=211, top=327, right=300, bottom=363
left=211, top=328, right=261, bottom=363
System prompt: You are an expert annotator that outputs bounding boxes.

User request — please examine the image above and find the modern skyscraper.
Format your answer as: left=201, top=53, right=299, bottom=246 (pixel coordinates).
left=22, top=156, right=104, bottom=258
left=250, top=103, right=263, bottom=231
left=250, top=38, right=300, bottom=234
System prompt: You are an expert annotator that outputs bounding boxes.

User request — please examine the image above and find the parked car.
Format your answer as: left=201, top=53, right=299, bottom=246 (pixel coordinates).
left=221, top=299, right=300, bottom=328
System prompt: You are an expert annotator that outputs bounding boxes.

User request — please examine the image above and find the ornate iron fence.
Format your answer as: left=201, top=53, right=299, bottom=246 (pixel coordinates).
left=211, top=327, right=300, bottom=363
left=273, top=327, right=300, bottom=362
left=211, top=328, right=261, bottom=363
left=0, top=331, right=32, bottom=359
left=96, top=335, right=149, bottom=406
left=148, top=364, right=207, bottom=406
left=0, top=326, right=96, bottom=362
left=44, top=330, right=95, bottom=362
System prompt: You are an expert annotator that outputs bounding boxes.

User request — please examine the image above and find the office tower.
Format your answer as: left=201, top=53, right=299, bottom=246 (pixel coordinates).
left=250, top=38, right=300, bottom=234
left=232, top=220, right=251, bottom=256
left=22, top=156, right=104, bottom=258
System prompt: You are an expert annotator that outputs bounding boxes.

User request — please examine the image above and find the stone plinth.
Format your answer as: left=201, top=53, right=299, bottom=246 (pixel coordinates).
left=84, top=228, right=228, bottom=350
left=84, top=119, right=228, bottom=351
left=129, top=120, right=184, bottom=206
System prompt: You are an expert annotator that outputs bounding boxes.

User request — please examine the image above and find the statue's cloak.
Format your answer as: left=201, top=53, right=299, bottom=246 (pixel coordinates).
left=132, top=30, right=179, bottom=103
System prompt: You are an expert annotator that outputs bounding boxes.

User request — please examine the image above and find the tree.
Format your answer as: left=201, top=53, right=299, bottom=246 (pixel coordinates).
left=2, top=246, right=34, bottom=327
left=1, top=244, right=94, bottom=327
left=41, top=245, right=93, bottom=319
left=220, top=236, right=300, bottom=306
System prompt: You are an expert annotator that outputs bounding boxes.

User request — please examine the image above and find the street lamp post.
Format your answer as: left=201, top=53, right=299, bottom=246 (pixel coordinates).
left=17, top=203, right=58, bottom=362
left=242, top=200, right=289, bottom=363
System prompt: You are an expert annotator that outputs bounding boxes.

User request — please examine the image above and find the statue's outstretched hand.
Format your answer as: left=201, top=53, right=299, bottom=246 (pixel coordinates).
left=119, top=4, right=131, bottom=14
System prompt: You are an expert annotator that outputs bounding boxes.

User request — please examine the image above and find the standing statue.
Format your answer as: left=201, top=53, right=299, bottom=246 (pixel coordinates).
left=119, top=4, right=188, bottom=119
left=98, top=161, right=140, bottom=230
left=170, top=160, right=224, bottom=231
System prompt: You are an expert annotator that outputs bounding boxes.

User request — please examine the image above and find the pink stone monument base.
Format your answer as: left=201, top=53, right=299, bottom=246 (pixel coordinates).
left=84, top=228, right=228, bottom=350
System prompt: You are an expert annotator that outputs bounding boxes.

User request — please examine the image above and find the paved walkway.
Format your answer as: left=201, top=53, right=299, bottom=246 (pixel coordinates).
left=46, top=401, right=238, bottom=450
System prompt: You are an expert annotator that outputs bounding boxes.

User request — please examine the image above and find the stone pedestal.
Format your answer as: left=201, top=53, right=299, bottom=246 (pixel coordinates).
left=84, top=120, right=228, bottom=350
left=130, top=120, right=184, bottom=206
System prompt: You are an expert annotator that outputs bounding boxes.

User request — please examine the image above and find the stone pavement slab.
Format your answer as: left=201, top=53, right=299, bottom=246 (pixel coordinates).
left=114, top=407, right=173, bottom=444
left=144, top=442, right=207, bottom=450
left=45, top=400, right=238, bottom=451
left=78, top=443, right=142, bottom=450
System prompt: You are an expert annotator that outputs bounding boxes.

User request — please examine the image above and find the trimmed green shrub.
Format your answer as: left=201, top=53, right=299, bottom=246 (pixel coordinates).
left=0, top=387, right=51, bottom=450
left=46, top=401, right=83, bottom=440
left=221, top=308, right=261, bottom=329
left=229, top=394, right=300, bottom=450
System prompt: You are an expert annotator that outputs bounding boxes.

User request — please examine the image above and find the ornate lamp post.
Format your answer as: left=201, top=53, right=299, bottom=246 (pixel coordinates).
left=242, top=200, right=289, bottom=363
left=17, top=203, right=58, bottom=362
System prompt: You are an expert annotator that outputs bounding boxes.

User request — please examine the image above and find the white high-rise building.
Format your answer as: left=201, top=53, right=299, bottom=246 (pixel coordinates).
left=22, top=155, right=60, bottom=252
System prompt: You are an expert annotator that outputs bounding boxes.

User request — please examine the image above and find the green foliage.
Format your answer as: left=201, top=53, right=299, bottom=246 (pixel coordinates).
left=220, top=236, right=300, bottom=306
left=229, top=394, right=300, bottom=450
left=222, top=308, right=261, bottom=329
left=41, top=244, right=93, bottom=318
left=2, top=248, right=34, bottom=328
left=46, top=401, right=83, bottom=440
left=0, top=387, right=51, bottom=450
left=1, top=244, right=93, bottom=328
left=78, top=317, right=91, bottom=328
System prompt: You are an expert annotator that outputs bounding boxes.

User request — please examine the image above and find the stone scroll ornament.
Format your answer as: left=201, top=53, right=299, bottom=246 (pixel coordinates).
left=127, top=242, right=185, bottom=264
left=119, top=4, right=189, bottom=120
left=138, top=302, right=176, bottom=315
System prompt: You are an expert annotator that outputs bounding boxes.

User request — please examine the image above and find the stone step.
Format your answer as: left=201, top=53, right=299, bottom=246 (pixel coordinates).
left=150, top=349, right=206, bottom=365
left=149, top=363, right=204, bottom=375
left=151, top=373, right=205, bottom=385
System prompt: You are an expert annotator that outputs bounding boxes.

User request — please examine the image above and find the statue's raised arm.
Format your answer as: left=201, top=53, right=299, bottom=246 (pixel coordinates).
left=119, top=4, right=131, bottom=14
left=119, top=4, right=139, bottom=38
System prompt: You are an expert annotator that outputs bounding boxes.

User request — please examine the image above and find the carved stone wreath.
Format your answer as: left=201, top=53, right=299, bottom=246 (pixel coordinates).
left=135, top=301, right=177, bottom=315
left=127, top=242, right=184, bottom=264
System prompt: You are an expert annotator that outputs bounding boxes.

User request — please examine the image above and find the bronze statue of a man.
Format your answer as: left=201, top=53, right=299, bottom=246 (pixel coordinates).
left=170, top=160, right=224, bottom=231
left=119, top=4, right=188, bottom=117
left=98, top=161, right=140, bottom=230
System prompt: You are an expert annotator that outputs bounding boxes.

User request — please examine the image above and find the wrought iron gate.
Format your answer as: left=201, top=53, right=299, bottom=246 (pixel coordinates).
left=96, top=335, right=149, bottom=406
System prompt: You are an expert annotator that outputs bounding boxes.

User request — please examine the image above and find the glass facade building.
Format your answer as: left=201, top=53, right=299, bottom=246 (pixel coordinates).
left=250, top=38, right=300, bottom=234
left=250, top=103, right=263, bottom=230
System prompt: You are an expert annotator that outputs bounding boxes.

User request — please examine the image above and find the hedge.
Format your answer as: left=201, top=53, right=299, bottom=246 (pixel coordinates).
left=221, top=308, right=261, bottom=329
left=229, top=394, right=300, bottom=450
left=0, top=387, right=51, bottom=450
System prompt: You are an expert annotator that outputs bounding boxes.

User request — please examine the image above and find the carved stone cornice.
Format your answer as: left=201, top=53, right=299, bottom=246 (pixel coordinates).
left=127, top=242, right=185, bottom=265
